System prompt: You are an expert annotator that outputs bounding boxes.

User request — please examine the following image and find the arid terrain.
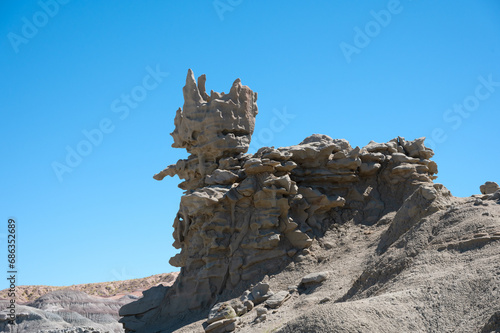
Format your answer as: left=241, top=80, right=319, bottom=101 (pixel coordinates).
left=117, top=71, right=500, bottom=333
left=170, top=193, right=500, bottom=333
left=0, top=272, right=178, bottom=304
left=0, top=272, right=178, bottom=332
left=2, top=71, right=499, bottom=333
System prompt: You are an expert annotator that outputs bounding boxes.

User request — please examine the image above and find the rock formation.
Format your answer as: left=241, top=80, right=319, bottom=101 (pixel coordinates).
left=0, top=272, right=178, bottom=333
left=0, top=272, right=179, bottom=304
left=480, top=181, right=500, bottom=195
left=119, top=70, right=478, bottom=333
left=0, top=290, right=135, bottom=333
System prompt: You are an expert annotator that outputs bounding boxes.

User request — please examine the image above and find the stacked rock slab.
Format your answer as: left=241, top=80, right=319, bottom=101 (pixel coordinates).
left=120, top=70, right=439, bottom=332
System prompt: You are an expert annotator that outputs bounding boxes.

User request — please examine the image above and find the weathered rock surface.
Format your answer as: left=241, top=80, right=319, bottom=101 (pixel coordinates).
left=119, top=284, right=169, bottom=317
left=204, top=318, right=237, bottom=333
left=264, top=291, right=290, bottom=309
left=250, top=283, right=273, bottom=305
left=120, top=71, right=499, bottom=333
left=300, top=271, right=329, bottom=286
left=480, top=181, right=500, bottom=195
left=207, top=303, right=237, bottom=325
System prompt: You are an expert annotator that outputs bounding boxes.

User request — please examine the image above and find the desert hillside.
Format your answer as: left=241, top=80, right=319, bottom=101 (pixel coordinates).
left=0, top=272, right=178, bottom=332
left=0, top=272, right=179, bottom=304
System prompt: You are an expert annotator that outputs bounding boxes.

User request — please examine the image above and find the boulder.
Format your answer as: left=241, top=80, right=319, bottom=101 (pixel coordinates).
left=300, top=272, right=330, bottom=286
left=205, top=318, right=237, bottom=333
left=207, top=302, right=237, bottom=324
left=251, top=282, right=274, bottom=304
left=265, top=290, right=291, bottom=309
left=480, top=181, right=499, bottom=194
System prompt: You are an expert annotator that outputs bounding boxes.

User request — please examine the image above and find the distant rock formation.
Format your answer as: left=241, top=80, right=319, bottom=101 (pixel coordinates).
left=0, top=272, right=178, bottom=333
left=0, top=290, right=134, bottom=333
left=120, top=70, right=445, bottom=332
left=0, top=272, right=179, bottom=303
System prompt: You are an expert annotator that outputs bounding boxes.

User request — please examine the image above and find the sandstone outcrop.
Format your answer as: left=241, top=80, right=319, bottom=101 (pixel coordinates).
left=120, top=70, right=447, bottom=332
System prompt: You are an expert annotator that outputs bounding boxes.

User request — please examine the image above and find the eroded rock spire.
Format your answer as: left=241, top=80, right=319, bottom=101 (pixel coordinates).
left=121, top=71, right=441, bottom=332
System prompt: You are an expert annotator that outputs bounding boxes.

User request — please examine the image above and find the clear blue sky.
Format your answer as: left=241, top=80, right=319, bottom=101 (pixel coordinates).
left=1, top=0, right=499, bottom=289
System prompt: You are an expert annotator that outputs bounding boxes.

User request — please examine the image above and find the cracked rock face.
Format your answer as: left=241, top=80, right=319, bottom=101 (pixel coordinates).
left=120, top=70, right=440, bottom=332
